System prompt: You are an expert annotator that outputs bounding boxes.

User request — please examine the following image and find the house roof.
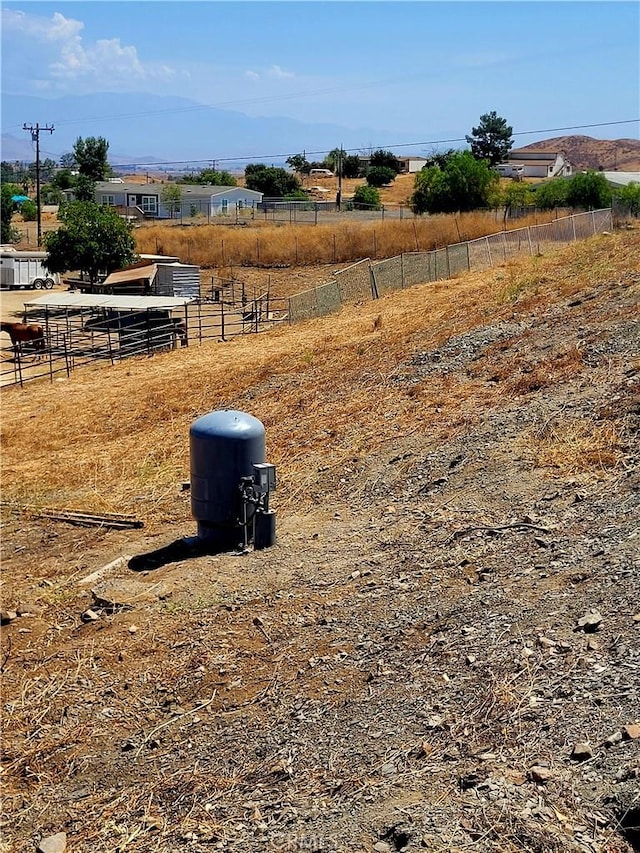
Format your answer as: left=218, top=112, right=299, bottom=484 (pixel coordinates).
left=24, top=293, right=195, bottom=311
left=509, top=150, right=565, bottom=162
left=103, top=264, right=158, bottom=286
left=94, top=181, right=263, bottom=200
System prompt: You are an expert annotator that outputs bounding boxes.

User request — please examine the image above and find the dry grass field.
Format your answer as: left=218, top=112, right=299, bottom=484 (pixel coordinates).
left=1, top=228, right=639, bottom=852
left=134, top=208, right=559, bottom=281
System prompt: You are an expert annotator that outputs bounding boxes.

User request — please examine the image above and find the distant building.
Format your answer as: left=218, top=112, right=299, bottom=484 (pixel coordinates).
left=599, top=171, right=640, bottom=187
left=92, top=181, right=263, bottom=219
left=506, top=150, right=572, bottom=179
left=358, top=156, right=431, bottom=174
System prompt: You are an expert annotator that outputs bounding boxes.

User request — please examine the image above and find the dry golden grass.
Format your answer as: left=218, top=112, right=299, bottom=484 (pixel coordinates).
left=135, top=210, right=559, bottom=272
left=1, top=230, right=637, bottom=532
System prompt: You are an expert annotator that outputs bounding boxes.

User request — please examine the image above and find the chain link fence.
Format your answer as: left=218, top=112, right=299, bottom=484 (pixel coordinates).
left=288, top=209, right=613, bottom=322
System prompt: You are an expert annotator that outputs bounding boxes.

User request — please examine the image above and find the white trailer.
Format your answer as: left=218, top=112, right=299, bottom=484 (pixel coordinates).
left=0, top=249, right=59, bottom=290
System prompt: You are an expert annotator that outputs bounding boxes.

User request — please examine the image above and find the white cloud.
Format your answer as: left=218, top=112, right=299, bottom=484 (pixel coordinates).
left=268, top=65, right=295, bottom=80
left=245, top=70, right=260, bottom=80
left=1, top=8, right=184, bottom=92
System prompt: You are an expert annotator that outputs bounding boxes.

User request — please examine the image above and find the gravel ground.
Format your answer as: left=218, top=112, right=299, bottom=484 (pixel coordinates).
left=1, top=252, right=639, bottom=853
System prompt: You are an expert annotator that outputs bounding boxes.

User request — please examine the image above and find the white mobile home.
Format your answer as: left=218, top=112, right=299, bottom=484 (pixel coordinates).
left=0, top=249, right=59, bottom=290
left=94, top=182, right=263, bottom=219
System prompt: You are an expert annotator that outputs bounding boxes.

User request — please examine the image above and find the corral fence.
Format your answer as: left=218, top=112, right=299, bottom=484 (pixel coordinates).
left=287, top=209, right=613, bottom=322
left=1, top=209, right=613, bottom=389
left=1, top=288, right=289, bottom=389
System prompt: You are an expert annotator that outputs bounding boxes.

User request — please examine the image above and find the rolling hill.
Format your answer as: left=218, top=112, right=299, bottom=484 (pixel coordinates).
left=520, top=135, right=640, bottom=171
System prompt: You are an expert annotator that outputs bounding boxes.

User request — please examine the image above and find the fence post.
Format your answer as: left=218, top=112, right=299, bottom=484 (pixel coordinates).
left=220, top=299, right=225, bottom=341
left=527, top=227, right=533, bottom=256
left=401, top=253, right=405, bottom=289
left=370, top=263, right=379, bottom=300
left=446, top=246, right=451, bottom=279
left=486, top=236, right=493, bottom=268
left=572, top=214, right=577, bottom=242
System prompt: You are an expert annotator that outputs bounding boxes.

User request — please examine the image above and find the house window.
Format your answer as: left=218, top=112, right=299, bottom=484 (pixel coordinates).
left=141, top=196, right=158, bottom=214
left=221, top=199, right=229, bottom=214
left=238, top=200, right=244, bottom=210
left=101, top=194, right=116, bottom=206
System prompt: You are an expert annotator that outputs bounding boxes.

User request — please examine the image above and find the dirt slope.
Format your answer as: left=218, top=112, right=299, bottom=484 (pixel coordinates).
left=1, top=230, right=639, bottom=853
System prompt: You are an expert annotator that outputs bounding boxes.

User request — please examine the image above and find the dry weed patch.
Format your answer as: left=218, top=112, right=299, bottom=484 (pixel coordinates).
left=135, top=210, right=558, bottom=273
left=524, top=415, right=627, bottom=473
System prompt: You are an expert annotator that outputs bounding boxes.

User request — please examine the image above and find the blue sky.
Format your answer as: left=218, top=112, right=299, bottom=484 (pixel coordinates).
left=2, top=1, right=639, bottom=154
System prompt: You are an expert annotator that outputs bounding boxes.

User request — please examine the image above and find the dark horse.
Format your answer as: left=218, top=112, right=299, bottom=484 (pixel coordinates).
left=0, top=321, right=46, bottom=352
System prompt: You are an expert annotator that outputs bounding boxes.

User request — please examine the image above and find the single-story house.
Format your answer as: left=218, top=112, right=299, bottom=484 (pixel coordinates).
left=357, top=156, right=430, bottom=174
left=397, top=157, right=432, bottom=174
left=93, top=181, right=263, bottom=219
left=506, top=150, right=572, bottom=179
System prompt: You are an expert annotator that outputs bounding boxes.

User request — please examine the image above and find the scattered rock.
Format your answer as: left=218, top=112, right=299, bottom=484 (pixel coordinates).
left=0, top=610, right=18, bottom=625
left=80, top=609, right=100, bottom=623
left=576, top=610, right=603, bottom=632
left=37, top=833, right=67, bottom=853
left=374, top=843, right=391, bottom=853
left=571, top=742, right=593, bottom=761
left=623, top=723, right=640, bottom=740
left=604, top=731, right=623, bottom=748
left=529, top=765, right=552, bottom=784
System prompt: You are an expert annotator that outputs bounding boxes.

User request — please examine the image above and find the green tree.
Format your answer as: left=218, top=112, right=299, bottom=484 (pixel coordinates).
left=422, top=148, right=457, bottom=169
left=72, top=136, right=111, bottom=202
left=286, top=153, right=311, bottom=175
left=341, top=154, right=361, bottom=178
left=502, top=181, right=535, bottom=210
left=20, top=198, right=37, bottom=221
left=351, top=184, right=381, bottom=210
left=325, top=148, right=344, bottom=174
left=40, top=158, right=58, bottom=182
left=160, top=184, right=183, bottom=218
left=614, top=181, right=640, bottom=215
left=411, top=151, right=499, bottom=214
left=51, top=169, right=75, bottom=190
left=465, top=111, right=513, bottom=166
left=369, top=149, right=401, bottom=174
left=59, top=152, right=78, bottom=170
left=1, top=183, right=20, bottom=243
left=534, top=178, right=570, bottom=210
left=565, top=170, right=612, bottom=209
left=42, top=185, right=64, bottom=205
left=244, top=164, right=301, bottom=196
left=366, top=166, right=396, bottom=188
left=44, top=201, right=136, bottom=283
left=180, top=169, right=237, bottom=186
left=74, top=136, right=111, bottom=181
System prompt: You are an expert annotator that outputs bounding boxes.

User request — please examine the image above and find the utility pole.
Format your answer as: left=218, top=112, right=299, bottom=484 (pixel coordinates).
left=23, top=123, right=54, bottom=247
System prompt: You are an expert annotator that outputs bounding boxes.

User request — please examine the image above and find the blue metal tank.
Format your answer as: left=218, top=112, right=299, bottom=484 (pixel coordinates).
left=190, top=410, right=265, bottom=548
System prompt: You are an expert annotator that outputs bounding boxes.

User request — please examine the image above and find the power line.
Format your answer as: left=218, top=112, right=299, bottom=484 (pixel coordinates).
left=107, top=119, right=640, bottom=171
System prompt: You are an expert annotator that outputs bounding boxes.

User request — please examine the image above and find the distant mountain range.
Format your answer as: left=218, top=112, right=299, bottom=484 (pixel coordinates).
left=1, top=91, right=418, bottom=168
left=2, top=92, right=639, bottom=173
